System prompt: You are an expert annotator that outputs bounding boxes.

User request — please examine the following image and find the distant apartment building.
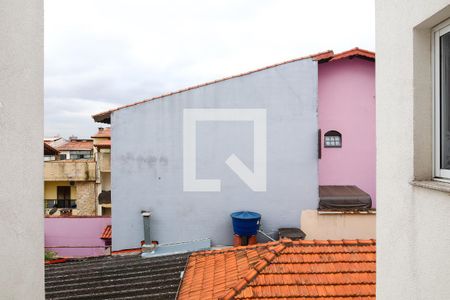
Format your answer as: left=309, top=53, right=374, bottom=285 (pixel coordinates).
left=92, top=127, right=112, bottom=216
left=57, top=137, right=94, bottom=160
left=44, top=138, right=97, bottom=216
left=44, top=130, right=112, bottom=216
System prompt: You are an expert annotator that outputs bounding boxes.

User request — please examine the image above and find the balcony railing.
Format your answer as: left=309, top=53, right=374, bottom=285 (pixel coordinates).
left=45, top=199, right=77, bottom=209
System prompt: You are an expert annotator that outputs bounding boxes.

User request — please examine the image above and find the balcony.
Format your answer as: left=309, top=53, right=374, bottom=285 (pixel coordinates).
left=98, top=152, right=111, bottom=172
left=44, top=160, right=96, bottom=181
left=45, top=199, right=77, bottom=209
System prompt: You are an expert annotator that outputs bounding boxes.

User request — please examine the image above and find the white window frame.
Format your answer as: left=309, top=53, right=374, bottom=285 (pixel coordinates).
left=433, top=19, right=450, bottom=179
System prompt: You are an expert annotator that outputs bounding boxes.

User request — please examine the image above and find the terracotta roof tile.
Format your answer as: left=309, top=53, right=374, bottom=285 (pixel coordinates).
left=56, top=140, right=93, bottom=151
left=329, top=47, right=375, bottom=62
left=178, top=239, right=376, bottom=299
left=91, top=127, right=111, bottom=138
left=94, top=140, right=111, bottom=148
left=100, top=225, right=111, bottom=239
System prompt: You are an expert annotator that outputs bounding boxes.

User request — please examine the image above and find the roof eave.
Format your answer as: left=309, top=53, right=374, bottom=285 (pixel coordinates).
left=91, top=48, right=374, bottom=124
left=91, top=50, right=334, bottom=124
left=94, top=144, right=111, bottom=149
left=320, top=47, right=375, bottom=63
left=44, top=143, right=60, bottom=155
left=92, top=113, right=111, bottom=124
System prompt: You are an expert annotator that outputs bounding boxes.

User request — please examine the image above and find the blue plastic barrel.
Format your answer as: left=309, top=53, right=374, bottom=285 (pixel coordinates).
left=230, top=211, right=261, bottom=236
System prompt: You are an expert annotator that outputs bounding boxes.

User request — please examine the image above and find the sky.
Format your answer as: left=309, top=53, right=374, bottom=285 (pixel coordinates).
left=44, top=0, right=375, bottom=138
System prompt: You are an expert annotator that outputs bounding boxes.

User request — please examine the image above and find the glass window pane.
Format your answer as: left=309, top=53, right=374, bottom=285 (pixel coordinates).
left=324, top=132, right=342, bottom=148
left=441, top=31, right=450, bottom=169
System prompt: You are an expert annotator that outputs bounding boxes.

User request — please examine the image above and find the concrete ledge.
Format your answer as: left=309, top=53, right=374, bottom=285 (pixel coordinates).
left=318, top=209, right=376, bottom=215
left=410, top=180, right=450, bottom=193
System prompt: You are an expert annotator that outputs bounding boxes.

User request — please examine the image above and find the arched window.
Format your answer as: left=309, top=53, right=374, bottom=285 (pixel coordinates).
left=324, top=130, right=342, bottom=148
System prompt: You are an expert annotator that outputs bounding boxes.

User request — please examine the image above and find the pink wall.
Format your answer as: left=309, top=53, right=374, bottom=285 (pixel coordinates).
left=318, top=58, right=376, bottom=206
left=45, top=217, right=111, bottom=257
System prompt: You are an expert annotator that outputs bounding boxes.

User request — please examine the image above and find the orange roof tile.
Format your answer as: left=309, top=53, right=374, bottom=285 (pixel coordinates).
left=91, top=127, right=111, bottom=138
left=111, top=248, right=142, bottom=255
left=100, top=225, right=111, bottom=239
left=177, top=239, right=376, bottom=300
left=329, top=47, right=375, bottom=62
left=56, top=139, right=93, bottom=151
left=94, top=140, right=111, bottom=148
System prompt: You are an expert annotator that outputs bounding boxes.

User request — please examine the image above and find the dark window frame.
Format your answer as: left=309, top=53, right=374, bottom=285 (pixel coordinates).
left=69, top=150, right=93, bottom=160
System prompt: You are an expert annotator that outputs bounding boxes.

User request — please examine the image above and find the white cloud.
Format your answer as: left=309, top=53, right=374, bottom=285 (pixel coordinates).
left=44, top=97, right=117, bottom=138
left=45, top=0, right=375, bottom=138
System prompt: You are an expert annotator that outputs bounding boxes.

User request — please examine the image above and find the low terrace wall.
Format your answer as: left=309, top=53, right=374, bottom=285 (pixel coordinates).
left=300, top=210, right=375, bottom=240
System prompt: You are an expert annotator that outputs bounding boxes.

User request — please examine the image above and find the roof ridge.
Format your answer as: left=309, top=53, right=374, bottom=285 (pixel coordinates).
left=279, top=250, right=376, bottom=255
left=290, top=239, right=376, bottom=246
left=258, top=270, right=377, bottom=275
left=189, top=239, right=376, bottom=259
left=268, top=260, right=376, bottom=265
left=219, top=239, right=292, bottom=300
left=328, top=47, right=375, bottom=62
left=239, top=282, right=376, bottom=287
left=190, top=241, right=281, bottom=257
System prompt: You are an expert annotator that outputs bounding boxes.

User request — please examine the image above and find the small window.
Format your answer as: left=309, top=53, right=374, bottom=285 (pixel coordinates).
left=70, top=150, right=93, bottom=160
left=44, top=155, right=55, bottom=161
left=324, top=130, right=342, bottom=148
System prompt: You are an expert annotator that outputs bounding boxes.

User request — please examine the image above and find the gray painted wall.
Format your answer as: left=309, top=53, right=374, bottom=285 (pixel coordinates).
left=0, top=0, right=44, bottom=298
left=112, top=59, right=318, bottom=249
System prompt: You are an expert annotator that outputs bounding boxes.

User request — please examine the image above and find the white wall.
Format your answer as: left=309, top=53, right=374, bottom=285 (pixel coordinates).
left=0, top=0, right=44, bottom=298
left=376, top=2, right=450, bottom=299
left=112, top=58, right=319, bottom=249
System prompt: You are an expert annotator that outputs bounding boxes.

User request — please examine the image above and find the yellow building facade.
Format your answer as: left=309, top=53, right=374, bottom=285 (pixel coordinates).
left=44, top=139, right=97, bottom=216
left=92, top=127, right=112, bottom=216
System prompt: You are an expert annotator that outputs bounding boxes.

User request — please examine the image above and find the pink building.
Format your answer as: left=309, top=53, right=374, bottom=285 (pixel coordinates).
left=45, top=217, right=111, bottom=257
left=318, top=48, right=376, bottom=206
